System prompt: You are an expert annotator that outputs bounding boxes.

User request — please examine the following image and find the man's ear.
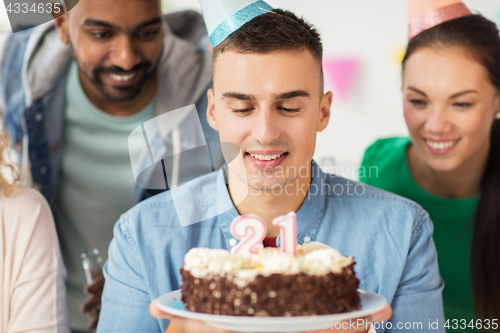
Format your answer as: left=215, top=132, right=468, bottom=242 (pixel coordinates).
left=317, top=91, right=332, bottom=132
left=206, top=89, right=219, bottom=131
left=53, top=4, right=69, bottom=45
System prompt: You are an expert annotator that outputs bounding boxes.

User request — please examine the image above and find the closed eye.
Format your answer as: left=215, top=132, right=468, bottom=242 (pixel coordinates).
left=278, top=106, right=300, bottom=113
left=409, top=99, right=427, bottom=107
left=232, top=108, right=254, bottom=113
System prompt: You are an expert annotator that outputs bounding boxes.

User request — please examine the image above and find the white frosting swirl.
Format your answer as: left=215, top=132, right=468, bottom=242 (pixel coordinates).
left=183, top=242, right=354, bottom=282
left=257, top=248, right=303, bottom=274
left=184, top=248, right=230, bottom=269
left=302, top=247, right=346, bottom=274
left=296, top=241, right=330, bottom=255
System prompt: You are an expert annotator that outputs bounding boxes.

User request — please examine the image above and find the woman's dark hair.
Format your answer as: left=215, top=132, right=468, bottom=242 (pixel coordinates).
left=403, top=15, right=500, bottom=323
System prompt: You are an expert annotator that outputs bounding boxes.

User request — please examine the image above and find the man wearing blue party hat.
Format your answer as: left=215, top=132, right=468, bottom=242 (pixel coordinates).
left=98, top=1, right=445, bottom=332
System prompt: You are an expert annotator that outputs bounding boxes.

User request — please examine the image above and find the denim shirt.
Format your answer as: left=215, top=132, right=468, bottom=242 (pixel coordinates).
left=98, top=162, right=445, bottom=333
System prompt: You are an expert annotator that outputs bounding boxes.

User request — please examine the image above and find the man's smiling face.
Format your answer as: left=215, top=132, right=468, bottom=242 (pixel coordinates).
left=207, top=49, right=331, bottom=191
left=56, top=0, right=163, bottom=102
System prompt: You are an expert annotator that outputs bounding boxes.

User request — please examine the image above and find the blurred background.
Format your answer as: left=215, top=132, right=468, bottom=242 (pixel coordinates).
left=1, top=0, right=500, bottom=179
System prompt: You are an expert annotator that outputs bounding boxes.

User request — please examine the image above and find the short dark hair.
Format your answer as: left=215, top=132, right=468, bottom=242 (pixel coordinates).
left=212, top=9, right=324, bottom=95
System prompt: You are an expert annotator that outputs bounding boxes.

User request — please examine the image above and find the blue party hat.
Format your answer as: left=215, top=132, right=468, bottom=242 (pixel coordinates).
left=199, top=0, right=274, bottom=47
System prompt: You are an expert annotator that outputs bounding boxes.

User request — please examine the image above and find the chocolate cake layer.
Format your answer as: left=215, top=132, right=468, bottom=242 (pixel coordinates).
left=181, top=262, right=360, bottom=316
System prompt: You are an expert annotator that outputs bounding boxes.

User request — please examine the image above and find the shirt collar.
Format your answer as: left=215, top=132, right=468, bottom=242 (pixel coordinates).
left=215, top=161, right=327, bottom=249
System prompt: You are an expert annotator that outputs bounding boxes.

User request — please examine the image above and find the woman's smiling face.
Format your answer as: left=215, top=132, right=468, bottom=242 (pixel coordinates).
left=403, top=46, right=500, bottom=172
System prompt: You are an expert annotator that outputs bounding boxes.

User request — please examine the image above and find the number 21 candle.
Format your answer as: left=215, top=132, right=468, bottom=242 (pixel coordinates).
left=230, top=211, right=297, bottom=257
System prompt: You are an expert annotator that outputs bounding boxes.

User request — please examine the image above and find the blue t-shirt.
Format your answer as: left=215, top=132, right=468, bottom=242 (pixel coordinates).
left=58, top=61, right=156, bottom=330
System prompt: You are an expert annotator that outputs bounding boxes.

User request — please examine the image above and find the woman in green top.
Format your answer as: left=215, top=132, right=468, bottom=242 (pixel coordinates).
left=360, top=13, right=500, bottom=331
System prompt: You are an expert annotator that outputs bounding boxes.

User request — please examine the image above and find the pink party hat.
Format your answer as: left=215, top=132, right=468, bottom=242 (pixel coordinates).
left=408, top=0, right=471, bottom=39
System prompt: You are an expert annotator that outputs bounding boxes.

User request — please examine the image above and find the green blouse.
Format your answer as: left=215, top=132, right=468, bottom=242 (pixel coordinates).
left=360, top=137, right=479, bottom=332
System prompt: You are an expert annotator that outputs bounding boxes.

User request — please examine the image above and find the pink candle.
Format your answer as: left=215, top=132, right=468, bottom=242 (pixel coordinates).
left=272, top=212, right=297, bottom=256
left=230, top=214, right=267, bottom=257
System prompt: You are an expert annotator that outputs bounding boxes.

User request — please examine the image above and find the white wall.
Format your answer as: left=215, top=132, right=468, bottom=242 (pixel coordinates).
left=1, top=0, right=500, bottom=179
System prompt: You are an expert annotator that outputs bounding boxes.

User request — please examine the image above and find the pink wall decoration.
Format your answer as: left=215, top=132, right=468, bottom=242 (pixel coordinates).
left=323, top=58, right=360, bottom=100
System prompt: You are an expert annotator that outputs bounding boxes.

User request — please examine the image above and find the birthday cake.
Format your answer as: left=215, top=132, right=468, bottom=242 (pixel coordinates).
left=180, top=242, right=360, bottom=316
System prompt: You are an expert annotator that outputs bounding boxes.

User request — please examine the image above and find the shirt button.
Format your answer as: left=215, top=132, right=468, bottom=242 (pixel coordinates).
left=303, top=236, right=312, bottom=243
left=35, top=113, right=43, bottom=122
left=39, top=166, right=47, bottom=175
left=229, top=239, right=237, bottom=247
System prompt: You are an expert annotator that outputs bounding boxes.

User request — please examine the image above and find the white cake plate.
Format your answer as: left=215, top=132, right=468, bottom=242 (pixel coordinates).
left=157, top=289, right=387, bottom=332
